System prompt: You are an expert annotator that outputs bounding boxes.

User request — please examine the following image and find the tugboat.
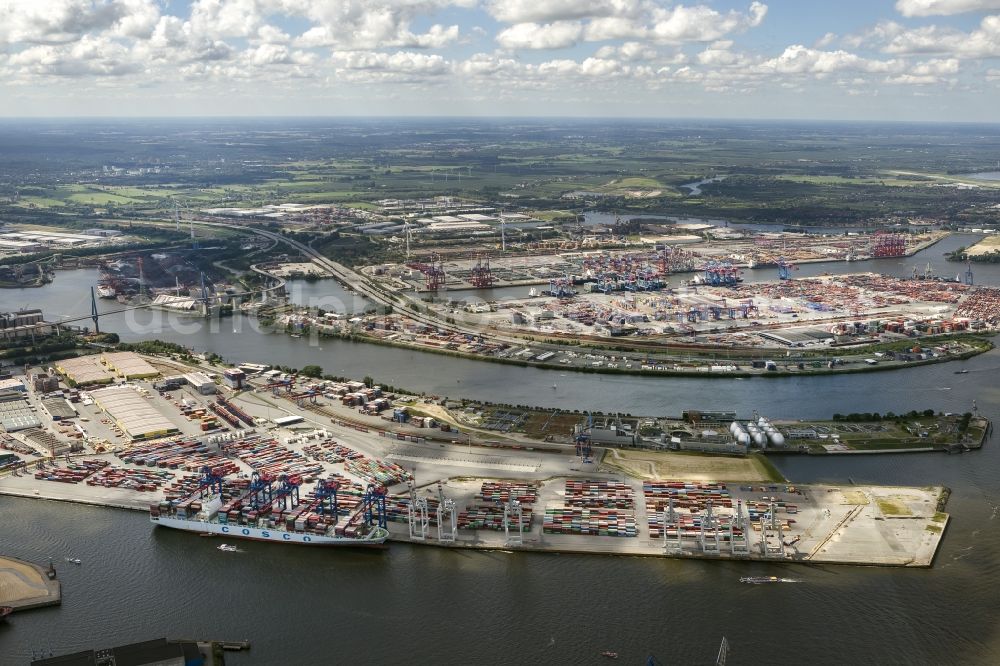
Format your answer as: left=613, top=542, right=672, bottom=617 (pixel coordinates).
left=217, top=544, right=238, bottom=552
left=600, top=651, right=618, bottom=659
left=64, top=557, right=81, bottom=565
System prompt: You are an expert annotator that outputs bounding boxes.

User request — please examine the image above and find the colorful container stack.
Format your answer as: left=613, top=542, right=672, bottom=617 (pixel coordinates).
left=344, top=456, right=412, bottom=486
left=565, top=480, right=635, bottom=509
left=458, top=505, right=533, bottom=531
left=86, top=466, right=173, bottom=491
left=543, top=507, right=638, bottom=537
left=647, top=512, right=738, bottom=539
left=301, top=440, right=363, bottom=463
left=642, top=481, right=732, bottom=512
left=222, top=437, right=324, bottom=479
left=34, top=459, right=108, bottom=483
left=477, top=481, right=539, bottom=504
left=118, top=438, right=238, bottom=474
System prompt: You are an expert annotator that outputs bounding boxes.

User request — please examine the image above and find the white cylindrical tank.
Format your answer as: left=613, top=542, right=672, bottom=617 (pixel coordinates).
left=736, top=432, right=751, bottom=446
left=769, top=431, right=786, bottom=446
left=758, top=416, right=768, bottom=427
left=730, top=421, right=741, bottom=436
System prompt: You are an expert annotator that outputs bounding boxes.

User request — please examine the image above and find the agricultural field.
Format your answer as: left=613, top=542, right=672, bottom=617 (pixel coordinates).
left=3, top=119, right=1000, bottom=229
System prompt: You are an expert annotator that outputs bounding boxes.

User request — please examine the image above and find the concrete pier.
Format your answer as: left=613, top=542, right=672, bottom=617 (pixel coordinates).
left=0, top=555, right=61, bottom=611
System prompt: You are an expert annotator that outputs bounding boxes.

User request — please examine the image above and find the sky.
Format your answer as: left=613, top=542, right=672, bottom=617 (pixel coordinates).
left=2, top=0, right=1000, bottom=120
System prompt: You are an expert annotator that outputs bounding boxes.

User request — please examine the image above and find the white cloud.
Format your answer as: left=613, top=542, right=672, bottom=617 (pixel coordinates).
left=595, top=41, right=659, bottom=61
left=8, top=34, right=141, bottom=76
left=760, top=45, right=902, bottom=75
left=496, top=2, right=769, bottom=49
left=895, top=0, right=1000, bottom=16
left=883, top=15, right=1000, bottom=57
left=0, top=0, right=160, bottom=45
left=815, top=32, right=836, bottom=48
left=487, top=0, right=629, bottom=24
left=649, top=1, right=767, bottom=44
left=496, top=21, right=584, bottom=49
left=332, top=50, right=450, bottom=76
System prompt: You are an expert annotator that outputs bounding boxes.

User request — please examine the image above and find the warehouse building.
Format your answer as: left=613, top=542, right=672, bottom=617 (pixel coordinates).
left=183, top=372, right=216, bottom=395
left=101, top=352, right=159, bottom=379
left=55, top=356, right=115, bottom=386
left=0, top=377, right=26, bottom=393
left=0, top=395, right=40, bottom=432
left=90, top=387, right=180, bottom=441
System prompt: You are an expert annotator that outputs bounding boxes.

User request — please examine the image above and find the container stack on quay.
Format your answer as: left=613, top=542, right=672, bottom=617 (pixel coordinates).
left=954, top=286, right=1000, bottom=324
left=543, top=507, right=638, bottom=537
left=34, top=459, right=108, bottom=483
left=343, top=456, right=412, bottom=487
left=476, top=481, right=539, bottom=504
left=118, top=439, right=239, bottom=475
left=221, top=436, right=324, bottom=480
left=86, top=466, right=174, bottom=492
left=564, top=480, right=635, bottom=509
left=458, top=504, right=533, bottom=531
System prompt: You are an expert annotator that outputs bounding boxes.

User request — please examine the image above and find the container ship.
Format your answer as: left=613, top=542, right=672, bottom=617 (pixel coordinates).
left=150, top=468, right=390, bottom=547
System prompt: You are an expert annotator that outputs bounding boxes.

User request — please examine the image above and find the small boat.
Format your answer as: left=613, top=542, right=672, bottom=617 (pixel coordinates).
left=64, top=557, right=81, bottom=565
left=218, top=544, right=238, bottom=552
left=0, top=606, right=12, bottom=622
left=954, top=369, right=969, bottom=374
left=740, top=576, right=797, bottom=584
left=552, top=384, right=557, bottom=389
left=290, top=334, right=302, bottom=339
left=199, top=533, right=216, bottom=538
left=600, top=651, right=618, bottom=659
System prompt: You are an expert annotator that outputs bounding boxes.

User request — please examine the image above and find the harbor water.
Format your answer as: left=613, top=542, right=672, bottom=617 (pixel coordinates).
left=2, top=236, right=1000, bottom=663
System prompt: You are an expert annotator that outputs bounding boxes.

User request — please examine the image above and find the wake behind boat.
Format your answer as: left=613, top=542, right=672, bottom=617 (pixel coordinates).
left=740, top=576, right=799, bottom=584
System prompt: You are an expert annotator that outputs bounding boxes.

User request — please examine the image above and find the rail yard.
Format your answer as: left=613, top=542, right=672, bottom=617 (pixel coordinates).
left=0, top=353, right=965, bottom=567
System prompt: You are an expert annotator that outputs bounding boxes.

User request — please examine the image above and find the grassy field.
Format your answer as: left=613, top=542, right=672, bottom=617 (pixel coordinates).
left=965, top=235, right=1000, bottom=256
left=601, top=449, right=782, bottom=482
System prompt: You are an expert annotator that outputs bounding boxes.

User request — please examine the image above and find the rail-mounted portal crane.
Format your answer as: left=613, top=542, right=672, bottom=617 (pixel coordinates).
left=272, top=474, right=302, bottom=511
left=313, top=478, right=340, bottom=524
left=198, top=465, right=225, bottom=498
left=247, top=471, right=274, bottom=511
left=575, top=413, right=593, bottom=461
left=362, top=484, right=388, bottom=529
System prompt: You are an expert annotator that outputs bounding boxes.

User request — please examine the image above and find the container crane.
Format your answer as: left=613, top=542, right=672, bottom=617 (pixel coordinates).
left=313, top=478, right=340, bottom=524
left=576, top=413, right=593, bottom=461
left=272, top=474, right=302, bottom=511
left=198, top=465, right=225, bottom=498
left=362, top=484, right=388, bottom=529
left=247, top=471, right=275, bottom=511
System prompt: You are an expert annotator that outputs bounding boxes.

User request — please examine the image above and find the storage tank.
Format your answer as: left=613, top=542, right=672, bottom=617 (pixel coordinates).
left=758, top=416, right=768, bottom=427
left=768, top=431, right=786, bottom=447
left=736, top=432, right=751, bottom=446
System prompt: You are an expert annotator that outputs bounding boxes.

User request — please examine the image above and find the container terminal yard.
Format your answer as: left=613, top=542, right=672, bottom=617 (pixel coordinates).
left=272, top=271, right=998, bottom=376
left=363, top=229, right=948, bottom=293
left=0, top=352, right=967, bottom=567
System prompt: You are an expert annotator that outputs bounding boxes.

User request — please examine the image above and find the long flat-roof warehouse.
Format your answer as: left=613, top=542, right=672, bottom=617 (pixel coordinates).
left=55, top=356, right=115, bottom=386
left=90, top=386, right=179, bottom=440
left=101, top=352, right=159, bottom=379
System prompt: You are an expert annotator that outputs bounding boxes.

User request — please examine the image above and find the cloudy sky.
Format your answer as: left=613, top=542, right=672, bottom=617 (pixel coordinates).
left=1, top=0, right=1000, bottom=120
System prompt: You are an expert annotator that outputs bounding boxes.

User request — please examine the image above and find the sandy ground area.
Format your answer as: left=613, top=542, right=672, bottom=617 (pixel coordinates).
left=602, top=448, right=773, bottom=482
